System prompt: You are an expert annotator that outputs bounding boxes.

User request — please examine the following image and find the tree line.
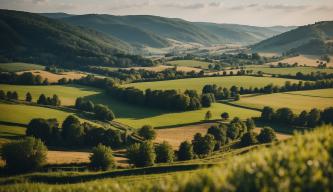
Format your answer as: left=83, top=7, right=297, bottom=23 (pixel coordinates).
left=75, top=97, right=115, bottom=121
left=0, top=90, right=61, bottom=106
left=261, top=106, right=333, bottom=128
left=0, top=72, right=50, bottom=85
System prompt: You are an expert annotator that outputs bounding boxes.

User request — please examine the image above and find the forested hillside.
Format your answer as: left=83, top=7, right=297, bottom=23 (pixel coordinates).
left=0, top=10, right=152, bottom=67
left=252, top=21, right=333, bottom=55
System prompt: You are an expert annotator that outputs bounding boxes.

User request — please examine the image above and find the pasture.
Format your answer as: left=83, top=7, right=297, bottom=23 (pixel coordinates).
left=246, top=66, right=333, bottom=75
left=0, top=62, right=45, bottom=72
left=123, top=76, right=301, bottom=93
left=232, top=89, right=333, bottom=113
left=269, top=55, right=333, bottom=67
left=126, top=65, right=202, bottom=73
left=17, top=70, right=86, bottom=83
left=167, top=60, right=212, bottom=69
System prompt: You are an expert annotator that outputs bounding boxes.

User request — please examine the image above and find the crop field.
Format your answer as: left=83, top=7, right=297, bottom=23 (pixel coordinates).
left=16, top=70, right=86, bottom=83
left=123, top=76, right=301, bottom=93
left=0, top=84, right=100, bottom=106
left=167, top=60, right=212, bottom=69
left=232, top=89, right=333, bottom=113
left=269, top=55, right=333, bottom=67
left=126, top=65, right=202, bottom=73
left=246, top=66, right=333, bottom=75
left=0, top=62, right=45, bottom=72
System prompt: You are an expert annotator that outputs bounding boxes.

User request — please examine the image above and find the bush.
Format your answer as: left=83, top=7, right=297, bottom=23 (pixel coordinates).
left=1, top=137, right=47, bottom=172
left=127, top=141, right=156, bottom=167
left=138, top=125, right=156, bottom=140
left=177, top=141, right=194, bottom=161
left=240, top=131, right=258, bottom=146
left=90, top=144, right=115, bottom=171
left=257, top=127, right=276, bottom=143
left=94, top=104, right=115, bottom=121
left=26, top=118, right=60, bottom=145
left=155, top=141, right=174, bottom=163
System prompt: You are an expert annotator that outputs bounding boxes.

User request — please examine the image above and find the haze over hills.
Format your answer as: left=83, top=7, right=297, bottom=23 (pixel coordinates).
left=41, top=13, right=296, bottom=48
left=252, top=21, right=333, bottom=55
left=0, top=9, right=151, bottom=67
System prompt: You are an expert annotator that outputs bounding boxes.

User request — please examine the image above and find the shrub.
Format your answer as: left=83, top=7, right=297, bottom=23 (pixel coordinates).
left=138, top=125, right=156, bottom=140
left=155, top=141, right=174, bottom=163
left=90, top=144, right=115, bottom=171
left=240, top=131, right=258, bottom=146
left=1, top=137, right=47, bottom=172
left=257, top=127, right=276, bottom=143
left=177, top=141, right=194, bottom=161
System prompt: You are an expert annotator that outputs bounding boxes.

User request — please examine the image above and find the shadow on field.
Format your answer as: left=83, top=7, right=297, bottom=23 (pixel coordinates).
left=0, top=164, right=212, bottom=185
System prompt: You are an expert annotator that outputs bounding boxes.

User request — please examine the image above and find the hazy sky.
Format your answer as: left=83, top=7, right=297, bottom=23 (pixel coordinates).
left=1, top=0, right=333, bottom=26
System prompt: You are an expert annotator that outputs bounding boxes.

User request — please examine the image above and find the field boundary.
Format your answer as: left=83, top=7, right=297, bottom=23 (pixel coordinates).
left=218, top=100, right=262, bottom=112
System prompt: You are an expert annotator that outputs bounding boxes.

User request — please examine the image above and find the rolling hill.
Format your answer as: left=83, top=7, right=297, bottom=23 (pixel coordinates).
left=252, top=21, right=333, bottom=55
left=0, top=9, right=152, bottom=67
left=41, top=13, right=295, bottom=48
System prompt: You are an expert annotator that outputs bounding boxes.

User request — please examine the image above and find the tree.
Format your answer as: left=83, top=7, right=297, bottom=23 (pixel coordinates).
left=221, top=112, right=229, bottom=121
left=307, top=108, right=321, bottom=127
left=296, top=111, right=308, bottom=127
left=12, top=91, right=18, bottom=100
left=192, top=133, right=216, bottom=156
left=61, top=115, right=84, bottom=145
left=51, top=94, right=61, bottom=106
left=261, top=106, right=274, bottom=122
left=94, top=104, right=115, bottom=121
left=257, top=127, right=276, bottom=143
left=177, top=141, right=194, bottom=161
left=25, top=92, right=32, bottom=102
left=201, top=94, right=213, bottom=107
left=155, top=141, right=174, bottom=163
left=127, top=142, right=156, bottom=167
left=227, top=123, right=240, bottom=140
left=245, top=118, right=256, bottom=130
left=234, top=94, right=240, bottom=101
left=2, top=137, right=47, bottom=172
left=75, top=97, right=83, bottom=109
left=207, top=125, right=227, bottom=146
left=138, top=125, right=156, bottom=140
left=240, top=132, right=258, bottom=146
left=275, top=108, right=294, bottom=124
left=322, top=107, right=333, bottom=124
left=0, top=90, right=5, bottom=99
left=90, top=144, right=115, bottom=171
left=205, top=110, right=212, bottom=121
left=37, top=94, right=47, bottom=105
left=26, top=118, right=59, bottom=145
left=6, top=91, right=12, bottom=100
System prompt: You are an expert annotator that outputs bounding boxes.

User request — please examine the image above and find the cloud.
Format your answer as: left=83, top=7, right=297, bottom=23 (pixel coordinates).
left=209, top=2, right=221, bottom=7
left=228, top=3, right=258, bottom=10
left=163, top=3, right=205, bottom=9
left=263, top=4, right=309, bottom=11
left=32, top=0, right=48, bottom=4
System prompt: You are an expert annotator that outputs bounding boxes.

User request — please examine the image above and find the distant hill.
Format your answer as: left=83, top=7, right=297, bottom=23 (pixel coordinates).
left=252, top=21, right=333, bottom=55
left=43, top=13, right=295, bottom=48
left=0, top=10, right=152, bottom=67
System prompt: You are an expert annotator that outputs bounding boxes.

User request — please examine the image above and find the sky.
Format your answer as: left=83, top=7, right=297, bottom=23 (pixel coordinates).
left=1, top=0, right=333, bottom=26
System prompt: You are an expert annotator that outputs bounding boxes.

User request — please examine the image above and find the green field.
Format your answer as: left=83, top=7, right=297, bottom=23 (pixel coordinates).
left=232, top=89, right=333, bottom=113
left=123, top=76, right=301, bottom=93
left=0, top=84, right=260, bottom=128
left=168, top=60, right=212, bottom=69
left=246, top=66, right=333, bottom=75
left=0, top=84, right=100, bottom=106
left=0, top=62, right=45, bottom=72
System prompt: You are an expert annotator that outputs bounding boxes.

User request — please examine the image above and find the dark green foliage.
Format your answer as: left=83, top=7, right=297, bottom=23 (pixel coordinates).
left=155, top=141, right=174, bottom=163
left=61, top=115, right=84, bottom=145
left=207, top=125, right=227, bottom=146
left=75, top=97, right=95, bottom=112
left=1, top=137, right=47, bottom=172
left=6, top=91, right=18, bottom=100
left=275, top=108, right=294, bottom=124
left=201, top=94, right=214, bottom=107
left=192, top=133, right=216, bottom=156
left=257, top=127, right=276, bottom=143
left=245, top=118, right=256, bottom=130
left=227, top=123, right=240, bottom=140
left=25, top=92, right=32, bottom=102
left=322, top=107, right=333, bottom=124
left=90, top=144, right=115, bottom=171
left=234, top=94, right=240, bottom=101
left=94, top=104, right=115, bottom=121
left=127, top=142, right=156, bottom=167
left=0, top=90, right=5, bottom=99
left=0, top=10, right=152, bottom=67
left=36, top=94, right=61, bottom=106
left=205, top=110, right=212, bottom=120
left=177, top=141, right=194, bottom=161
left=37, top=94, right=47, bottom=105
left=221, top=112, right=229, bottom=121
left=26, top=118, right=60, bottom=145
left=138, top=125, right=156, bottom=140
left=261, top=106, right=274, bottom=121
left=307, top=108, right=321, bottom=127
left=51, top=94, right=61, bottom=106
left=240, top=131, right=258, bottom=146
left=295, top=110, right=308, bottom=127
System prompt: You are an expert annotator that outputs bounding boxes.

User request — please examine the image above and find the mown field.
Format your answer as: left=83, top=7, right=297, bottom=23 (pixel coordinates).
left=232, top=88, right=333, bottom=113
left=167, top=60, right=212, bottom=69
left=0, top=63, right=45, bottom=72
left=123, top=76, right=300, bottom=93
left=269, top=54, right=333, bottom=67
left=246, top=66, right=333, bottom=75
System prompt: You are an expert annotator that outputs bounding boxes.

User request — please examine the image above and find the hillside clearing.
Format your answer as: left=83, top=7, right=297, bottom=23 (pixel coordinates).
left=269, top=55, right=333, bottom=67
left=0, top=63, right=45, bottom=72
left=246, top=66, right=333, bottom=75
left=232, top=89, right=333, bottom=113
left=123, top=76, right=300, bottom=93
left=17, top=70, right=86, bottom=83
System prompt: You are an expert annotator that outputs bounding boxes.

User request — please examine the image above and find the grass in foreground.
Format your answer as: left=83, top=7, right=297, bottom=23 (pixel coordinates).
left=0, top=63, right=45, bottom=72
left=1, top=126, right=332, bottom=192
left=233, top=88, right=333, bottom=113
left=123, top=76, right=301, bottom=93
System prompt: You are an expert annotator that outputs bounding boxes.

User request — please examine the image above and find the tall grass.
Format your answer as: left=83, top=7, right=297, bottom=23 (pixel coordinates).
left=1, top=125, right=333, bottom=192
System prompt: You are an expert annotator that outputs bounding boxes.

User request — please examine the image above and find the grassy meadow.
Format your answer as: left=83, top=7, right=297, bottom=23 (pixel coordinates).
left=167, top=60, right=212, bottom=69
left=233, top=88, right=333, bottom=113
left=0, top=63, right=45, bottom=72
left=246, top=66, right=333, bottom=75
left=123, top=76, right=300, bottom=93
